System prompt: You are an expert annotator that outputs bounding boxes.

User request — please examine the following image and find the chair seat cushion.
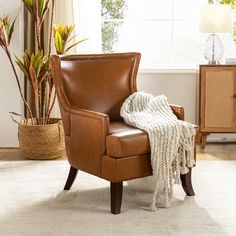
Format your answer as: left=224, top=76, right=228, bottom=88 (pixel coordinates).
left=106, top=121, right=150, bottom=158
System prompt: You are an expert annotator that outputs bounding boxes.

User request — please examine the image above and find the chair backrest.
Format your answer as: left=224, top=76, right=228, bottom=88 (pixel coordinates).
left=51, top=53, right=141, bottom=121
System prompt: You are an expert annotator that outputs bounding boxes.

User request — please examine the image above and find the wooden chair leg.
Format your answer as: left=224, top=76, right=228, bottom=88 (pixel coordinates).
left=110, top=182, right=123, bottom=215
left=64, top=166, right=78, bottom=190
left=180, top=168, right=195, bottom=196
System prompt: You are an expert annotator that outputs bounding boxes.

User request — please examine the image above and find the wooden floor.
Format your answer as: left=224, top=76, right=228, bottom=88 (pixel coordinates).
left=197, top=143, right=236, bottom=160
left=0, top=144, right=235, bottom=161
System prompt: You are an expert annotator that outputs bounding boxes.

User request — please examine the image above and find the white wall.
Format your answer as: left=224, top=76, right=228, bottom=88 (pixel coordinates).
left=0, top=1, right=23, bottom=147
left=137, top=71, right=198, bottom=123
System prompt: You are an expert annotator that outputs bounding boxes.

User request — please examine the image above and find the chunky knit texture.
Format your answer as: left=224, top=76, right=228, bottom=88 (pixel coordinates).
left=120, top=92, right=196, bottom=211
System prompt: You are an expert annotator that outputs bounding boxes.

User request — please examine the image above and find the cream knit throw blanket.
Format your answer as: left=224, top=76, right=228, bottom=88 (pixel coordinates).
left=120, top=92, right=196, bottom=211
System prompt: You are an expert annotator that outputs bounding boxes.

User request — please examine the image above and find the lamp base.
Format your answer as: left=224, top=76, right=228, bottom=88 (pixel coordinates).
left=207, top=60, right=220, bottom=65
left=204, top=33, right=224, bottom=65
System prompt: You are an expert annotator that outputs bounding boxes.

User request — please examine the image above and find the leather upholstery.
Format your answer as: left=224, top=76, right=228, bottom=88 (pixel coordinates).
left=107, top=121, right=150, bottom=158
left=51, top=53, right=193, bottom=184
left=58, top=54, right=140, bottom=121
left=106, top=105, right=185, bottom=158
left=51, top=53, right=141, bottom=178
left=66, top=107, right=109, bottom=176
left=170, top=104, right=185, bottom=121
left=102, top=154, right=152, bottom=182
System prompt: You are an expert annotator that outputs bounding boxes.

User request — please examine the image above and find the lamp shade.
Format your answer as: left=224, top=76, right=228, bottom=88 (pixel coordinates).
left=199, top=4, right=233, bottom=33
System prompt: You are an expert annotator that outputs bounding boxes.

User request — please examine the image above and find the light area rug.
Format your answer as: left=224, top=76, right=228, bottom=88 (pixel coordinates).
left=0, top=160, right=236, bottom=236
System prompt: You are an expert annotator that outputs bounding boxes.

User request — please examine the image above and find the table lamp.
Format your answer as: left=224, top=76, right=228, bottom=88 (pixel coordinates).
left=199, top=4, right=233, bottom=64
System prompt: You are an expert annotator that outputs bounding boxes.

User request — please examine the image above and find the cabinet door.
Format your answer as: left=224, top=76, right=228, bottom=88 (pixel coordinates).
left=200, top=67, right=236, bottom=132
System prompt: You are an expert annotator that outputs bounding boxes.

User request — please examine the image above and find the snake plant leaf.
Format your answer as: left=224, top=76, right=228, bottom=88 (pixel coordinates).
left=65, top=38, right=88, bottom=53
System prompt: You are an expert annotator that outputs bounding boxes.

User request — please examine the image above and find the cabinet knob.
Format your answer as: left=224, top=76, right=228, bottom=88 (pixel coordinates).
left=234, top=94, right=236, bottom=99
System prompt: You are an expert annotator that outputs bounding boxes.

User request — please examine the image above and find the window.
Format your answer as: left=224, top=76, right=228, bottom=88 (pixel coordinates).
left=101, top=0, right=127, bottom=53
left=101, top=0, right=236, bottom=67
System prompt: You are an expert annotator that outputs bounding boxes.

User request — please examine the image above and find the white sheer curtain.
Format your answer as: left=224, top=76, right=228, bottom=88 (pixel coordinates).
left=52, top=0, right=102, bottom=117
left=53, top=0, right=76, bottom=54
left=51, top=0, right=75, bottom=118
left=73, top=0, right=102, bottom=53
left=54, top=0, right=74, bottom=25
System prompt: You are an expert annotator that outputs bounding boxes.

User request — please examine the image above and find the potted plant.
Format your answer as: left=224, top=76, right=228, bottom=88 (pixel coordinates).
left=0, top=0, right=85, bottom=160
left=53, top=24, right=87, bottom=55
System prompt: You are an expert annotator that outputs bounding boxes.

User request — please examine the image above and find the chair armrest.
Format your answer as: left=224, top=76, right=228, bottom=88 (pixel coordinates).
left=169, top=104, right=185, bottom=120
left=68, top=107, right=110, bottom=176
left=70, top=107, right=110, bottom=153
left=70, top=107, right=109, bottom=122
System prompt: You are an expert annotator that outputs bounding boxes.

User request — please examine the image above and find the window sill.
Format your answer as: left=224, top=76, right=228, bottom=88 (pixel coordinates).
left=138, top=65, right=199, bottom=74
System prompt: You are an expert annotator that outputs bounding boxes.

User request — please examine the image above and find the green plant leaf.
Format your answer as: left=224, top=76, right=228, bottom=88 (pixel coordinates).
left=22, top=0, right=34, bottom=17
left=65, top=38, right=88, bottom=53
left=67, top=34, right=80, bottom=43
left=8, top=18, right=16, bottom=44
left=33, top=0, right=39, bottom=19
left=41, top=0, right=50, bottom=22
left=15, top=56, right=29, bottom=78
left=29, top=64, right=37, bottom=84
left=37, top=66, right=48, bottom=83
left=9, top=111, right=22, bottom=116
left=23, top=50, right=30, bottom=69
left=0, top=19, right=8, bottom=50
left=38, top=0, right=45, bottom=16
left=34, top=53, right=43, bottom=75
left=55, top=31, right=63, bottom=54
left=3, top=16, right=10, bottom=35
left=9, top=112, right=22, bottom=124
left=30, top=53, right=36, bottom=67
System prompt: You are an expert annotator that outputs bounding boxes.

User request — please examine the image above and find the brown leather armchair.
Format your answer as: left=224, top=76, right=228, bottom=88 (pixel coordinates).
left=51, top=53, right=195, bottom=214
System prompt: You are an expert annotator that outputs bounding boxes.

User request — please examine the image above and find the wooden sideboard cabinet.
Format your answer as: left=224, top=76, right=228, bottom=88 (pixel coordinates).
left=199, top=65, right=236, bottom=148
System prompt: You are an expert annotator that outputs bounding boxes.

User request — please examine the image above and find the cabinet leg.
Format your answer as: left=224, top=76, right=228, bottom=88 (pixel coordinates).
left=201, top=134, right=208, bottom=149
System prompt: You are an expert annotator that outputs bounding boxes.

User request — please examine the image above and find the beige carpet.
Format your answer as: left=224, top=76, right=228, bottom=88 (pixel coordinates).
left=0, top=160, right=236, bottom=236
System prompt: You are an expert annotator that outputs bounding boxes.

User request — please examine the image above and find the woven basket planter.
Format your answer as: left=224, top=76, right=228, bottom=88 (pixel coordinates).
left=18, top=118, right=65, bottom=160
